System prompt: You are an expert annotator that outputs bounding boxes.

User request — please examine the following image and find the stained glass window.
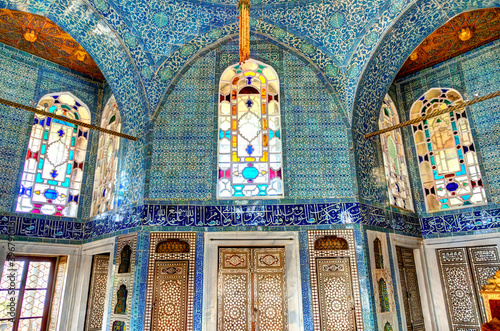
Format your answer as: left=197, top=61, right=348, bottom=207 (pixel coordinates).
left=16, top=93, right=91, bottom=217
left=112, top=321, right=125, bottom=331
left=90, top=95, right=121, bottom=217
left=118, top=245, right=131, bottom=274
left=217, top=59, right=283, bottom=199
left=114, top=284, right=127, bottom=314
left=0, top=256, right=56, bottom=331
left=378, top=278, right=390, bottom=312
left=379, top=95, right=414, bottom=211
left=374, top=238, right=384, bottom=269
left=410, top=88, right=487, bottom=212
left=384, top=322, right=393, bottom=331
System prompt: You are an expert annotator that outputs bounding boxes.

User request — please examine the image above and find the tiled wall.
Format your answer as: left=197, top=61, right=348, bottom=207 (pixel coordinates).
left=147, top=36, right=356, bottom=204
left=0, top=43, right=102, bottom=218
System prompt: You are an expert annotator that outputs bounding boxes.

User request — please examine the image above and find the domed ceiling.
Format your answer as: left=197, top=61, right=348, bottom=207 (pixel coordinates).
left=397, top=8, right=500, bottom=79
left=0, top=9, right=104, bottom=80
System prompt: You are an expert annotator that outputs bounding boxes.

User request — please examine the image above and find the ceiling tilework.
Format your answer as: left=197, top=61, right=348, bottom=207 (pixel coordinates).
left=0, top=9, right=104, bottom=80
left=397, top=8, right=500, bottom=79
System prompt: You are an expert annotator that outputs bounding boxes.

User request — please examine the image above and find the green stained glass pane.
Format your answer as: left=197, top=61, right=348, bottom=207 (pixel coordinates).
left=43, top=131, right=49, bottom=140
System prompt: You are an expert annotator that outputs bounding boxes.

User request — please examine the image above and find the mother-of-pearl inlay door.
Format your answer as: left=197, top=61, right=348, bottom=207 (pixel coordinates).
left=217, top=247, right=287, bottom=331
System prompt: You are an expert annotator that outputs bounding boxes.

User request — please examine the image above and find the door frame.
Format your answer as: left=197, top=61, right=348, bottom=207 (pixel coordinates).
left=389, top=233, right=434, bottom=331
left=423, top=232, right=500, bottom=330
left=203, top=231, right=303, bottom=331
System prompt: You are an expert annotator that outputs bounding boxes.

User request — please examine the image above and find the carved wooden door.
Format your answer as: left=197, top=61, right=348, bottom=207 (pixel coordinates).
left=316, top=258, right=355, bottom=331
left=151, top=261, right=189, bottom=331
left=396, top=246, right=425, bottom=331
left=217, top=247, right=288, bottom=331
left=85, top=254, right=110, bottom=331
left=437, top=246, right=500, bottom=330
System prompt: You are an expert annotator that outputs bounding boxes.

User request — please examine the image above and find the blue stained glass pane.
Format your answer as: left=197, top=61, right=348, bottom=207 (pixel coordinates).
left=431, top=156, right=435, bottom=165
left=48, top=180, right=57, bottom=185
left=457, top=164, right=466, bottom=176
left=464, top=201, right=472, bottom=205
left=69, top=150, right=74, bottom=161
left=62, top=178, right=70, bottom=188
left=38, top=159, right=44, bottom=170
left=233, top=185, right=244, bottom=197
left=452, top=121, right=457, bottom=131
left=258, top=185, right=267, bottom=196
left=458, top=149, right=463, bottom=159
left=53, top=118, right=72, bottom=127
left=35, top=173, right=43, bottom=183
left=66, top=164, right=72, bottom=175
left=454, top=136, right=460, bottom=145
left=425, top=130, right=430, bottom=138
left=433, top=170, right=443, bottom=180
left=428, top=143, right=432, bottom=151
left=446, top=182, right=459, bottom=192
left=43, top=131, right=49, bottom=140
left=48, top=105, right=56, bottom=113
left=219, top=130, right=224, bottom=139
left=46, top=118, right=51, bottom=126
left=462, top=195, right=471, bottom=200
left=44, top=189, right=58, bottom=200
left=269, top=130, right=274, bottom=139
left=40, top=119, right=44, bottom=126
left=71, top=137, right=75, bottom=147
left=442, top=204, right=450, bottom=209
left=275, top=130, right=281, bottom=139
left=242, top=166, right=259, bottom=180
left=41, top=145, right=46, bottom=155
left=34, top=118, right=38, bottom=125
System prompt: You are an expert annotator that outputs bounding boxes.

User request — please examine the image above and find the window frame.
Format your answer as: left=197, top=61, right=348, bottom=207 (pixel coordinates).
left=0, top=256, right=57, bottom=331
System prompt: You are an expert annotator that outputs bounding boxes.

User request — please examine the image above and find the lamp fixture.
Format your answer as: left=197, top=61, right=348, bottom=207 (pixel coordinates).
left=459, top=27, right=473, bottom=41
left=23, top=29, right=37, bottom=43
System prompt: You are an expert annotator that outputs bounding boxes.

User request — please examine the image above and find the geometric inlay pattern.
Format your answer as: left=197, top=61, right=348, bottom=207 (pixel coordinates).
left=217, top=247, right=287, bottom=330
left=85, top=254, right=109, bottom=331
left=308, top=230, right=363, bottom=331
left=144, top=232, right=197, bottom=331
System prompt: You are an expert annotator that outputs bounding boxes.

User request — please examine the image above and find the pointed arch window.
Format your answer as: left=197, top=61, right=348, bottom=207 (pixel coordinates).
left=374, top=238, right=384, bottom=269
left=410, top=88, right=487, bottom=212
left=91, top=95, right=121, bottom=217
left=379, top=95, right=414, bottom=211
left=217, top=59, right=283, bottom=199
left=16, top=93, right=90, bottom=217
left=378, top=278, right=390, bottom=312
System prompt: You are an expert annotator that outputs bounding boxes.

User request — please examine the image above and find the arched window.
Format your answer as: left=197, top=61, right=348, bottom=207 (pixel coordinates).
left=217, top=59, right=283, bottom=199
left=91, top=95, right=121, bottom=217
left=378, top=278, right=390, bottom=312
left=114, top=284, right=127, bottom=314
left=118, top=245, right=131, bottom=274
left=379, top=95, right=414, bottom=211
left=16, top=92, right=90, bottom=217
left=410, top=88, right=487, bottom=212
left=374, top=238, right=384, bottom=269
left=112, top=321, right=125, bottom=331
left=384, top=322, right=393, bottom=331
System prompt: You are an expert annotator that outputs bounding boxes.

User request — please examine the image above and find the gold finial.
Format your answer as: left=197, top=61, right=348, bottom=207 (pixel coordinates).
left=459, top=27, right=472, bottom=41
left=23, top=29, right=37, bottom=43
left=410, top=51, right=418, bottom=61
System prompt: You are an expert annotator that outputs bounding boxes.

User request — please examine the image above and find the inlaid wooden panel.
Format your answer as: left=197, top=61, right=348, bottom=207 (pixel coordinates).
left=152, top=261, right=189, bottom=331
left=217, top=247, right=287, bottom=331
left=85, top=255, right=109, bottom=331
left=316, top=258, right=355, bottom=331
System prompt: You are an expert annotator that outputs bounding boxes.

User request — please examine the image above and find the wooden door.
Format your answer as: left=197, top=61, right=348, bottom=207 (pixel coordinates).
left=396, top=246, right=425, bottom=331
left=217, top=247, right=287, bottom=331
left=84, top=254, right=110, bottom=331
left=151, top=260, right=189, bottom=331
left=316, top=257, right=355, bottom=331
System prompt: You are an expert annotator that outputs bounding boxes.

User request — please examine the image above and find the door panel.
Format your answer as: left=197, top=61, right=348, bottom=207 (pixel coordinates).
left=437, top=248, right=481, bottom=331
left=85, top=255, right=110, bottom=331
left=151, top=260, right=189, bottom=331
left=396, top=246, right=425, bottom=331
left=217, top=247, right=287, bottom=331
left=316, top=258, right=355, bottom=331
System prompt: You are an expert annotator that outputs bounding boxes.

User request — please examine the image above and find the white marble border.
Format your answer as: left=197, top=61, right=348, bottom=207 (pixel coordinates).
left=202, top=231, right=303, bottom=331
left=389, top=233, right=434, bottom=331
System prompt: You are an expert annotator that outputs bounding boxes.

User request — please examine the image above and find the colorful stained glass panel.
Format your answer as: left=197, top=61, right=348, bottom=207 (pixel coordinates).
left=217, top=60, right=283, bottom=199
left=410, top=88, right=487, bottom=212
left=16, top=93, right=91, bottom=217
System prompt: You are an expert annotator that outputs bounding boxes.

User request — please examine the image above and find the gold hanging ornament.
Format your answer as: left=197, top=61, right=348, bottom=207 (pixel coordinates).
left=238, top=0, right=250, bottom=63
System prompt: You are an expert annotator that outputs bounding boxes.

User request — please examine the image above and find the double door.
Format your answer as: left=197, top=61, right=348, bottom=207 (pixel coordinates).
left=437, top=246, right=500, bottom=330
left=217, top=247, right=288, bottom=331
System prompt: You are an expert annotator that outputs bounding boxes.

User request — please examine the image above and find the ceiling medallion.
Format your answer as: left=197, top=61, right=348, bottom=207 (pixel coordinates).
left=75, top=50, right=86, bottom=62
left=23, top=29, right=37, bottom=42
left=410, top=51, right=418, bottom=61
left=459, top=27, right=473, bottom=42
